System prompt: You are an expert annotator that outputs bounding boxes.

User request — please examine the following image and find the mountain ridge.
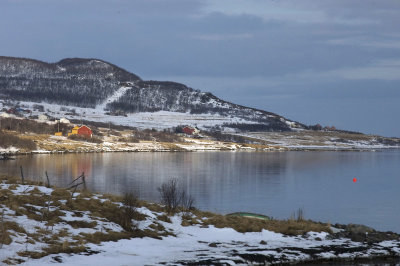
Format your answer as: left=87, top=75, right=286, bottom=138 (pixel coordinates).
left=0, top=56, right=304, bottom=132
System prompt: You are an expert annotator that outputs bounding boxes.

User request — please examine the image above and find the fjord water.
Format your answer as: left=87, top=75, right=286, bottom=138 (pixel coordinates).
left=2, top=150, right=399, bottom=232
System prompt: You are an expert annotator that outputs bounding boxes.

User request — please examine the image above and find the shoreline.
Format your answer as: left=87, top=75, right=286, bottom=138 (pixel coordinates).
left=0, top=175, right=399, bottom=265
left=2, top=144, right=400, bottom=157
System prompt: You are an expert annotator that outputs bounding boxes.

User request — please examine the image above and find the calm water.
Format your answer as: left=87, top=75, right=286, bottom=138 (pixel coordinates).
left=1, top=150, right=399, bottom=233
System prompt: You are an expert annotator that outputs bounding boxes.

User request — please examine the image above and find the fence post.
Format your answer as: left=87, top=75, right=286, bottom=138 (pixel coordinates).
left=45, top=171, right=50, bottom=188
left=20, top=166, right=25, bottom=185
left=82, top=172, right=87, bottom=191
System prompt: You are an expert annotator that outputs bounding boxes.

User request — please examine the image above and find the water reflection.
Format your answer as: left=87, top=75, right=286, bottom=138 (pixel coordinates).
left=1, top=151, right=399, bottom=233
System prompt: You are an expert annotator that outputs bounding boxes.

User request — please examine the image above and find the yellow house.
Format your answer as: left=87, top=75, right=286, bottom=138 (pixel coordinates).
left=68, top=126, right=80, bottom=136
left=54, top=132, right=63, bottom=136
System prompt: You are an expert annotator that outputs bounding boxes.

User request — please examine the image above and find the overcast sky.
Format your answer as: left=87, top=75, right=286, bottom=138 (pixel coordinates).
left=1, top=0, right=399, bottom=136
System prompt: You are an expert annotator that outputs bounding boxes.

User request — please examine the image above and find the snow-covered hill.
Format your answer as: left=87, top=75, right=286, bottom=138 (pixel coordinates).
left=0, top=56, right=304, bottom=131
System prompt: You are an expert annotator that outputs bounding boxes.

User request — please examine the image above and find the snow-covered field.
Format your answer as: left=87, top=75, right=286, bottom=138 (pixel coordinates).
left=28, top=223, right=400, bottom=265
left=1, top=180, right=400, bottom=265
left=1, top=100, right=259, bottom=131
left=241, top=131, right=400, bottom=150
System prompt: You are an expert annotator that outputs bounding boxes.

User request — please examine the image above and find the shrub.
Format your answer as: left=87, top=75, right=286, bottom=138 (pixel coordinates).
left=0, top=130, right=37, bottom=150
left=120, top=192, right=140, bottom=231
left=130, top=129, right=183, bottom=143
left=158, top=179, right=195, bottom=214
left=289, top=207, right=305, bottom=222
left=117, top=136, right=140, bottom=143
left=206, top=131, right=246, bottom=143
left=108, top=130, right=121, bottom=136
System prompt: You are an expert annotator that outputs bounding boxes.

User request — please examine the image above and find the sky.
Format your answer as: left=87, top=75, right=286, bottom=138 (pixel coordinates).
left=1, top=0, right=399, bottom=137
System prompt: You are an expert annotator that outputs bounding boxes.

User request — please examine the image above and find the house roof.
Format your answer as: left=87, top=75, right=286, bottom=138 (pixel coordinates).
left=79, top=125, right=91, bottom=129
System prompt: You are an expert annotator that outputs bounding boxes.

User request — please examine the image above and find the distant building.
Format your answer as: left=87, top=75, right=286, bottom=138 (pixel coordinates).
left=6, top=108, right=16, bottom=114
left=0, top=112, right=12, bottom=118
left=68, top=125, right=93, bottom=138
left=38, top=114, right=48, bottom=121
left=59, top=118, right=70, bottom=124
left=182, top=126, right=200, bottom=135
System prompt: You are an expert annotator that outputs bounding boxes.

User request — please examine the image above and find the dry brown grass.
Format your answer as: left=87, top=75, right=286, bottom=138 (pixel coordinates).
left=64, top=220, right=97, bottom=229
left=0, top=177, right=179, bottom=263
left=181, top=217, right=201, bottom=227
left=0, top=130, right=37, bottom=150
left=51, top=188, right=71, bottom=199
left=139, top=200, right=164, bottom=213
left=79, top=231, right=133, bottom=244
left=160, top=142, right=186, bottom=151
left=157, top=214, right=172, bottom=223
left=195, top=210, right=331, bottom=235
left=17, top=244, right=87, bottom=259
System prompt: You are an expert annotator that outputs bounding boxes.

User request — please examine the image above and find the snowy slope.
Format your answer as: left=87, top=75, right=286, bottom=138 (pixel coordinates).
left=0, top=56, right=304, bottom=132
left=96, top=85, right=133, bottom=112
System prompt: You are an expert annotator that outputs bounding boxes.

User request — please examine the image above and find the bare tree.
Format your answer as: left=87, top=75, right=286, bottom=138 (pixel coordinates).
left=158, top=179, right=195, bottom=214
left=180, top=190, right=195, bottom=215
left=158, top=179, right=180, bottom=213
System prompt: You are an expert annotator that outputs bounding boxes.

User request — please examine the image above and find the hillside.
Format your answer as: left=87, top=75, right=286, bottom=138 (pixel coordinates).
left=0, top=56, right=303, bottom=132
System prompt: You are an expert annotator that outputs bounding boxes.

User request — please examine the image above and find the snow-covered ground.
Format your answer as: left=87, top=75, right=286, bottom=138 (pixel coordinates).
left=96, top=86, right=133, bottom=112
left=1, top=100, right=259, bottom=131
left=27, top=222, right=400, bottom=265
left=1, top=180, right=399, bottom=265
left=241, top=132, right=400, bottom=150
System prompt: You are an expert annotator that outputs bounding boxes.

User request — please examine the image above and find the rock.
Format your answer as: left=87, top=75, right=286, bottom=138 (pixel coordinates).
left=332, top=223, right=400, bottom=243
left=208, top=242, right=218, bottom=248
left=346, top=224, right=375, bottom=234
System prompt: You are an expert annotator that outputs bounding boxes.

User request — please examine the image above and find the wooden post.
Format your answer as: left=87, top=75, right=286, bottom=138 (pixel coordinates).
left=0, top=210, right=4, bottom=249
left=20, top=166, right=25, bottom=184
left=82, top=172, right=87, bottom=191
left=45, top=171, right=50, bottom=188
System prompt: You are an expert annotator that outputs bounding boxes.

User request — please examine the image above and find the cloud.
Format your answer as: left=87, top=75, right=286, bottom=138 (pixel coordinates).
left=311, top=59, right=400, bottom=81
left=326, top=37, right=400, bottom=49
left=201, top=0, right=379, bottom=25
left=192, top=33, right=253, bottom=41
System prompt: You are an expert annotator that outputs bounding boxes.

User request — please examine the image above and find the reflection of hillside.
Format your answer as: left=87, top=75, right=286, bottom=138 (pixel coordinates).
left=0, top=151, right=372, bottom=203
left=51, top=154, right=92, bottom=181
left=285, top=152, right=365, bottom=171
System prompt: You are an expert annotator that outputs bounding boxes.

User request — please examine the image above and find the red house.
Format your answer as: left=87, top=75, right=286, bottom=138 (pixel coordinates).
left=77, top=125, right=93, bottom=137
left=182, top=126, right=195, bottom=135
left=68, top=125, right=93, bottom=138
left=182, top=126, right=199, bottom=135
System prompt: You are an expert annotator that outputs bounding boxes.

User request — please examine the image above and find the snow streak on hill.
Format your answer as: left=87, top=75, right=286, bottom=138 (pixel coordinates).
left=97, top=85, right=133, bottom=112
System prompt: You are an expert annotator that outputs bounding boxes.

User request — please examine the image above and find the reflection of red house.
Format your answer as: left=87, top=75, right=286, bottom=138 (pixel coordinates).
left=77, top=125, right=93, bottom=137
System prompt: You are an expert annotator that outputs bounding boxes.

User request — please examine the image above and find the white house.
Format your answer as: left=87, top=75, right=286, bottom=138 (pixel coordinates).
left=59, top=117, right=70, bottom=124
left=0, top=112, right=12, bottom=118
left=38, top=114, right=48, bottom=121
